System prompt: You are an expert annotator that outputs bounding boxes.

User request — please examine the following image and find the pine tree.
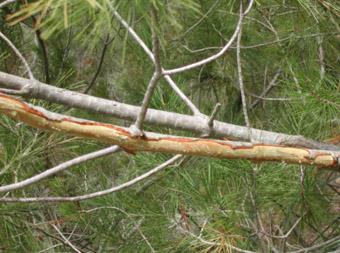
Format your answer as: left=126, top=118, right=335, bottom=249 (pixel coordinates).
left=0, top=0, right=340, bottom=251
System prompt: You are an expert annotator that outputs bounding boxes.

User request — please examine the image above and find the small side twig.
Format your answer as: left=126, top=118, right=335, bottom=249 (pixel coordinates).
left=84, top=33, right=116, bottom=94
left=109, top=3, right=201, bottom=115
left=288, top=234, right=340, bottom=253
left=250, top=66, right=282, bottom=110
left=235, top=5, right=251, bottom=140
left=32, top=16, right=50, bottom=83
left=51, top=224, right=81, bottom=253
left=0, top=31, right=34, bottom=79
left=207, top=103, right=221, bottom=127
left=35, top=226, right=84, bottom=253
left=317, top=34, right=325, bottom=85
left=132, top=6, right=163, bottom=135
left=57, top=27, right=72, bottom=79
left=163, top=0, right=254, bottom=75
left=0, top=155, right=183, bottom=202
left=181, top=0, right=220, bottom=38
left=200, top=102, right=221, bottom=137
left=0, top=146, right=122, bottom=193
left=0, top=0, right=16, bottom=8
left=135, top=156, right=188, bottom=194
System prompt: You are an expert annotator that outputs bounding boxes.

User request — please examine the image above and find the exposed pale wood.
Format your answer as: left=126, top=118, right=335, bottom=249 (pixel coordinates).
left=0, top=94, right=339, bottom=169
left=1, top=72, right=340, bottom=152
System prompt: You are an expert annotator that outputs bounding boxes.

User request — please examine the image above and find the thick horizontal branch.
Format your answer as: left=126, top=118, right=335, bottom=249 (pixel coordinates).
left=0, top=94, right=339, bottom=169
left=0, top=71, right=338, bottom=152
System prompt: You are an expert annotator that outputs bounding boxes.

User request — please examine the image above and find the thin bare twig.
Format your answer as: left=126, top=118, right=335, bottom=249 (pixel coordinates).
left=250, top=66, right=282, bottom=110
left=31, top=16, right=49, bottom=83
left=51, top=224, right=81, bottom=253
left=249, top=95, right=294, bottom=101
left=235, top=5, right=251, bottom=140
left=0, top=146, right=122, bottom=193
left=183, top=32, right=340, bottom=52
left=57, top=27, right=72, bottom=79
left=0, top=155, right=183, bottom=202
left=182, top=0, right=220, bottom=38
left=288, top=234, right=340, bottom=253
left=265, top=217, right=302, bottom=239
left=84, top=33, right=116, bottom=94
left=81, top=207, right=155, bottom=252
left=132, top=6, right=163, bottom=134
left=0, top=0, right=16, bottom=8
left=37, top=243, right=64, bottom=253
left=207, top=103, right=221, bottom=127
left=163, top=0, right=254, bottom=75
left=108, top=2, right=201, bottom=115
left=135, top=156, right=189, bottom=194
left=317, top=35, right=325, bottom=82
left=35, top=226, right=85, bottom=252
left=132, top=72, right=161, bottom=135
left=0, top=31, right=34, bottom=79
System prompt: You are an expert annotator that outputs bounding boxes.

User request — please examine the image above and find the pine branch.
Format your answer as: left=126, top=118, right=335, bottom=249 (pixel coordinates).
left=0, top=71, right=338, bottom=151
left=0, top=94, right=339, bottom=169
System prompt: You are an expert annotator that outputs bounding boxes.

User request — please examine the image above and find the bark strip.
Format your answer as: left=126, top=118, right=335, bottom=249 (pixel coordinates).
left=0, top=94, right=339, bottom=169
left=0, top=72, right=339, bottom=151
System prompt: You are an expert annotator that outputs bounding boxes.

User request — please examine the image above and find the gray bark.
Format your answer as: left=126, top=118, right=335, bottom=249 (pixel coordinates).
left=0, top=71, right=338, bottom=151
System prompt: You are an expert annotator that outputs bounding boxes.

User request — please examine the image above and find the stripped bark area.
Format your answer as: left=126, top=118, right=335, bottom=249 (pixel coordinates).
left=1, top=94, right=339, bottom=169
left=1, top=71, right=339, bottom=152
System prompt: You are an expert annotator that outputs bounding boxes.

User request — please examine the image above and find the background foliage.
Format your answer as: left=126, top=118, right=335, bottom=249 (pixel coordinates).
left=1, top=0, right=340, bottom=251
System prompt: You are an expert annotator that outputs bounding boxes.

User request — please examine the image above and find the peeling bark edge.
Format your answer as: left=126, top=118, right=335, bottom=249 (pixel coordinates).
left=0, top=72, right=339, bottom=151
left=0, top=94, right=339, bottom=170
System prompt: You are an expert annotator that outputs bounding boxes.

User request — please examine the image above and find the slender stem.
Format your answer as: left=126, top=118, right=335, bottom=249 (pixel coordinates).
left=108, top=2, right=201, bottom=115
left=151, top=6, right=162, bottom=74
left=162, top=0, right=254, bottom=75
left=259, top=217, right=302, bottom=239
left=0, top=146, right=121, bottom=193
left=207, top=103, right=221, bottom=127
left=135, top=156, right=188, bottom=194
left=0, top=155, right=182, bottom=202
left=0, top=31, right=34, bottom=79
left=235, top=7, right=251, bottom=138
left=134, top=72, right=161, bottom=132
left=288, top=234, right=340, bottom=253
left=32, top=16, right=50, bottom=83
left=163, top=75, right=201, bottom=115
left=133, top=6, right=163, bottom=132
left=181, top=0, right=220, bottom=38
left=35, top=226, right=84, bottom=253
left=51, top=224, right=81, bottom=253
left=84, top=34, right=115, bottom=94
left=0, top=0, right=16, bottom=8
left=250, top=66, right=282, bottom=110
left=57, top=27, right=72, bottom=79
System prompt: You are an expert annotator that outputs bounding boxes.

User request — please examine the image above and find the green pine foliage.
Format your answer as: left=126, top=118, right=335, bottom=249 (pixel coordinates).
left=1, top=0, right=340, bottom=251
